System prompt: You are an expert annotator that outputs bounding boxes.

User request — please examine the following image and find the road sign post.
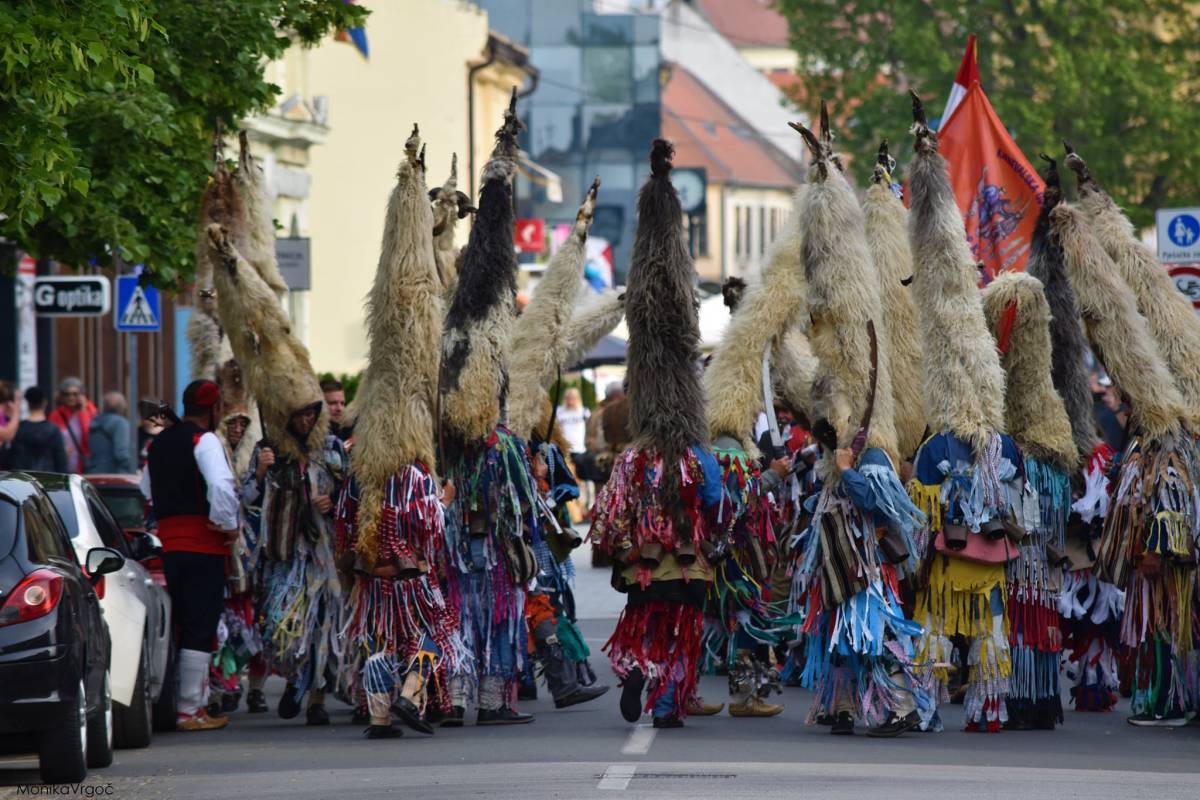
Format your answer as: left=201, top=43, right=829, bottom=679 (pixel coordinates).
left=114, top=275, right=161, bottom=332
left=1157, top=207, right=1200, bottom=264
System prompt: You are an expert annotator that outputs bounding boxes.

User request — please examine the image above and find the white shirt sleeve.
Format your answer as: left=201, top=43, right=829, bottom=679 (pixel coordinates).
left=193, top=431, right=240, bottom=530
left=139, top=466, right=151, bottom=500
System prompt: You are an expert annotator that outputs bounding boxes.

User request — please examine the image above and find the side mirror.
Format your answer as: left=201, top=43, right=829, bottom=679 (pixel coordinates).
left=85, top=547, right=125, bottom=582
left=127, top=532, right=163, bottom=561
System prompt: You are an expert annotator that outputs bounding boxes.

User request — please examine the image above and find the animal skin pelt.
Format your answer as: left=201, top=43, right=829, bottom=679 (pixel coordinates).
left=1026, top=156, right=1098, bottom=464
left=188, top=152, right=243, bottom=381
left=236, top=131, right=290, bottom=301
left=507, top=178, right=599, bottom=441
left=793, top=107, right=900, bottom=466
left=704, top=192, right=806, bottom=455
left=429, top=154, right=475, bottom=305
left=864, top=142, right=924, bottom=461
left=440, top=93, right=522, bottom=446
left=982, top=272, right=1079, bottom=472
left=207, top=221, right=328, bottom=463
left=625, top=139, right=707, bottom=461
left=1067, top=148, right=1200, bottom=429
left=561, top=289, right=625, bottom=370
left=907, top=93, right=1006, bottom=451
left=771, top=326, right=818, bottom=424
left=351, top=126, right=443, bottom=563
left=216, top=356, right=261, bottom=478
left=1050, top=201, right=1183, bottom=441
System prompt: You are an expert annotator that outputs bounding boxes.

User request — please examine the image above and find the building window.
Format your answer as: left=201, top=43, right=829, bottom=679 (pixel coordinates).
left=687, top=212, right=708, bottom=259
left=757, top=206, right=766, bottom=256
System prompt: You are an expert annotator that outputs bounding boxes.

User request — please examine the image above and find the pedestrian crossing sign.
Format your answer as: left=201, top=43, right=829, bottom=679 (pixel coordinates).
left=114, top=275, right=161, bottom=331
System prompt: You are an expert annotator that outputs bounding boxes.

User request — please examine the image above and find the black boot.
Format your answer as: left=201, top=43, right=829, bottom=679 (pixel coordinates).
left=440, top=706, right=465, bottom=728
left=393, top=696, right=434, bottom=735
left=830, top=711, right=855, bottom=735
left=866, top=710, right=919, bottom=738
left=306, top=704, right=330, bottom=726
left=541, top=639, right=610, bottom=709
left=620, top=668, right=646, bottom=723
left=364, top=723, right=404, bottom=739
left=246, top=689, right=269, bottom=714
left=278, top=683, right=302, bottom=720
left=476, top=706, right=534, bottom=725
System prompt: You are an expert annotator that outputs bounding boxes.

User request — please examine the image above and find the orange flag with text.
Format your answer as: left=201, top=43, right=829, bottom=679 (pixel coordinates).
left=938, top=81, right=1044, bottom=279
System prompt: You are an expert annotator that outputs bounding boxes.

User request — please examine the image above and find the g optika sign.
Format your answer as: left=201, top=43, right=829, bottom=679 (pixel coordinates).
left=33, top=275, right=111, bottom=316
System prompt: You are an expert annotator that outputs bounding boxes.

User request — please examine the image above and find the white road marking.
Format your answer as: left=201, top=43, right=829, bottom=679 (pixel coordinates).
left=597, top=764, right=637, bottom=790
left=620, top=723, right=657, bottom=755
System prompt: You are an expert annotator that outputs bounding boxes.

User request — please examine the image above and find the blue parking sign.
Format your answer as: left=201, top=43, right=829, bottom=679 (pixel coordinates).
left=114, top=275, right=160, bottom=331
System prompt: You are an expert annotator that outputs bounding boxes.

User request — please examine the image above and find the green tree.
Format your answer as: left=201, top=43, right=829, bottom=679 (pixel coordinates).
left=774, top=0, right=1200, bottom=226
left=0, top=0, right=367, bottom=285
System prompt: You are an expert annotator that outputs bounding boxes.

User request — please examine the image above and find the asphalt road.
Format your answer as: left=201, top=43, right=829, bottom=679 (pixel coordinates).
left=4, top=541, right=1200, bottom=799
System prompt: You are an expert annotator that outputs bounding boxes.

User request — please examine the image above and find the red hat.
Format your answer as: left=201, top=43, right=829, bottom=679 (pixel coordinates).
left=183, top=379, right=221, bottom=409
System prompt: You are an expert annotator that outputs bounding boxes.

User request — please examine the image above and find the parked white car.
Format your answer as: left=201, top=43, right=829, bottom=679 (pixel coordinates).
left=33, top=472, right=172, bottom=749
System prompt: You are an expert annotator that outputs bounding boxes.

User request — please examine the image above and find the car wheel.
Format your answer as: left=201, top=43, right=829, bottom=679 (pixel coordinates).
left=114, top=644, right=153, bottom=748
left=152, top=637, right=178, bottom=733
left=86, top=670, right=114, bottom=768
left=38, top=678, right=88, bottom=784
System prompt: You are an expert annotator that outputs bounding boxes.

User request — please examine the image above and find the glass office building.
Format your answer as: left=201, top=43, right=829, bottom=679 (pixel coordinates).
left=479, top=0, right=661, bottom=281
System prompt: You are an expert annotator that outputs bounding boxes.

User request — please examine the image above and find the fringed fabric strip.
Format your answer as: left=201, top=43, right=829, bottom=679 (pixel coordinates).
left=604, top=601, right=704, bottom=718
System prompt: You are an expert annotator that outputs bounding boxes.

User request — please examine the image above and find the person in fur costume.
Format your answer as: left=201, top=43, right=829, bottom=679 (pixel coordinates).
left=1026, top=156, right=1123, bottom=713
left=207, top=221, right=347, bottom=727
left=589, top=139, right=724, bottom=730
left=1053, top=150, right=1199, bottom=727
left=333, top=127, right=470, bottom=740
left=904, top=93, right=1023, bottom=733
left=785, top=107, right=928, bottom=738
left=438, top=92, right=541, bottom=726
left=699, top=182, right=810, bottom=719
left=504, top=176, right=610, bottom=711
left=982, top=271, right=1078, bottom=729
left=429, top=153, right=476, bottom=304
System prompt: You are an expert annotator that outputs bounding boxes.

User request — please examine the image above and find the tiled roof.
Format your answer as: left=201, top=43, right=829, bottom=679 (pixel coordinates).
left=661, top=63, right=803, bottom=188
left=692, top=0, right=790, bottom=48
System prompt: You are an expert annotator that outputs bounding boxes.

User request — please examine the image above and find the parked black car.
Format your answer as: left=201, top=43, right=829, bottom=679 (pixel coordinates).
left=0, top=472, right=125, bottom=784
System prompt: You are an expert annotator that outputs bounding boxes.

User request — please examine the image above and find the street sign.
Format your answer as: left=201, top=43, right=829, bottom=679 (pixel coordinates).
left=276, top=237, right=311, bottom=291
left=1168, top=264, right=1200, bottom=311
left=1157, top=207, right=1200, bottom=264
left=515, top=218, right=545, bottom=254
left=33, top=275, right=111, bottom=316
left=673, top=168, right=707, bottom=216
left=114, top=275, right=160, bottom=331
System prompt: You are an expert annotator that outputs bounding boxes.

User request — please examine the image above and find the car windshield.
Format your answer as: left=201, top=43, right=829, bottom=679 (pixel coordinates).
left=43, top=488, right=80, bottom=539
left=96, top=487, right=145, bottom=530
left=0, top=499, right=15, bottom=559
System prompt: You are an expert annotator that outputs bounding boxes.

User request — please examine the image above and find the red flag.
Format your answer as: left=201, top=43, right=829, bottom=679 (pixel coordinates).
left=940, top=33, right=979, bottom=127
left=939, top=81, right=1044, bottom=278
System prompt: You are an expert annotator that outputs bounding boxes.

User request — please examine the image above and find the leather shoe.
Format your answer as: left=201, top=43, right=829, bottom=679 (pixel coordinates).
left=246, top=689, right=269, bottom=714
left=728, top=697, right=783, bottom=717
left=306, top=704, right=330, bottom=726
left=394, top=697, right=434, bottom=734
left=652, top=715, right=683, bottom=729
left=866, top=711, right=919, bottom=737
left=619, top=668, right=645, bottom=723
left=363, top=723, right=403, bottom=739
left=476, top=706, right=534, bottom=725
left=830, top=711, right=855, bottom=735
left=440, top=705, right=465, bottom=727
left=687, top=697, right=725, bottom=716
left=554, top=684, right=610, bottom=709
left=277, top=683, right=302, bottom=720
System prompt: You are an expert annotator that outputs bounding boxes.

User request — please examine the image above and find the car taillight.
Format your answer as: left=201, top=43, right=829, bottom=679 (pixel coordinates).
left=0, top=569, right=64, bottom=627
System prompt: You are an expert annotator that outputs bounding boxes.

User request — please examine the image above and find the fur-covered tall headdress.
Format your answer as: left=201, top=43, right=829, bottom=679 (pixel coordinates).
left=1026, top=156, right=1098, bottom=464
left=351, top=126, right=443, bottom=561
left=864, top=139, right=924, bottom=460
left=440, top=91, right=522, bottom=446
left=1050, top=200, right=1183, bottom=441
left=794, top=105, right=900, bottom=464
left=982, top=272, right=1078, bottom=472
left=625, top=139, right=707, bottom=461
left=507, top=178, right=600, bottom=441
left=208, top=215, right=327, bottom=462
left=907, top=92, right=1006, bottom=450
left=704, top=186, right=807, bottom=454
left=772, top=326, right=818, bottom=425
left=1067, top=146, right=1200, bottom=429
left=429, top=154, right=475, bottom=304
left=235, top=131, right=290, bottom=301
left=188, top=134, right=238, bottom=382
left=216, top=358, right=261, bottom=479
left=561, top=289, right=625, bottom=369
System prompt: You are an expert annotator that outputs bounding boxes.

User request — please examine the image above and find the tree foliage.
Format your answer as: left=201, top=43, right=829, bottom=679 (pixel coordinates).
left=0, top=0, right=368, bottom=285
left=774, top=0, right=1200, bottom=227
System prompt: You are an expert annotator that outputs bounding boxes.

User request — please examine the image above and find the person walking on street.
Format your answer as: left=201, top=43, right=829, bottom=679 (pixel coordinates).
left=8, top=387, right=67, bottom=473
left=143, top=379, right=240, bottom=732
left=48, top=376, right=96, bottom=473
left=87, top=391, right=136, bottom=473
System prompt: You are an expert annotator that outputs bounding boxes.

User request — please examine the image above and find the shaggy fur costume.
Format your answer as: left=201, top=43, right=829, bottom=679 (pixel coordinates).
left=236, top=131, right=290, bottom=300
left=1050, top=202, right=1183, bottom=441
left=772, top=327, right=817, bottom=424
left=982, top=272, right=1078, bottom=472
left=705, top=190, right=807, bottom=455
left=188, top=154, right=243, bottom=381
left=207, top=222, right=328, bottom=463
left=561, top=290, right=625, bottom=370
left=508, top=178, right=599, bottom=441
left=1026, top=157, right=1098, bottom=464
left=351, top=127, right=444, bottom=565
left=907, top=94, right=1006, bottom=450
left=625, top=140, right=707, bottom=460
left=1068, top=149, right=1200, bottom=428
left=794, top=116, right=900, bottom=465
left=441, top=95, right=521, bottom=446
left=864, top=144, right=924, bottom=461
left=430, top=154, right=475, bottom=304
